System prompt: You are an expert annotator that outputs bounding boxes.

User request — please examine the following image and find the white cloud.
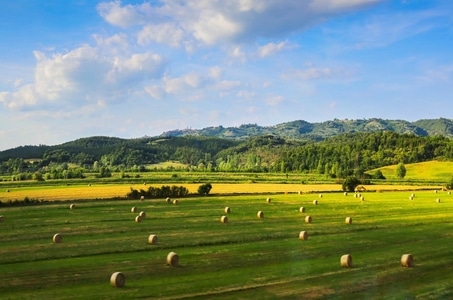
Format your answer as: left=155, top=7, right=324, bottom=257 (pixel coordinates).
left=265, top=95, right=284, bottom=106
left=0, top=43, right=167, bottom=111
left=258, top=41, right=289, bottom=58
left=98, top=0, right=384, bottom=46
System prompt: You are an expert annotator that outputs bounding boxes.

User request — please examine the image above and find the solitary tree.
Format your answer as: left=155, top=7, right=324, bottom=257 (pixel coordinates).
left=395, top=163, right=406, bottom=179
left=198, top=183, right=212, bottom=195
left=342, top=176, right=361, bottom=192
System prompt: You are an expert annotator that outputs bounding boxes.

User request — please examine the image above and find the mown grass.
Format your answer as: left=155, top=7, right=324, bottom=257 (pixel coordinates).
left=1, top=190, right=453, bottom=299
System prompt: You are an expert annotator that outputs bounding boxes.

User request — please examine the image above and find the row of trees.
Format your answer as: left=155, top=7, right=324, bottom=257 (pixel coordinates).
left=1, top=132, right=452, bottom=180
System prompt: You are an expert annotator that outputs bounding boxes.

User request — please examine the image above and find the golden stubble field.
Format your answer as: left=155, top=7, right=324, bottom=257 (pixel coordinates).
left=0, top=183, right=443, bottom=202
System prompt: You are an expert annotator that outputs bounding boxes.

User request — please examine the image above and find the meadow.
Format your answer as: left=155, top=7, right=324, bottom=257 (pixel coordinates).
left=1, top=190, right=452, bottom=299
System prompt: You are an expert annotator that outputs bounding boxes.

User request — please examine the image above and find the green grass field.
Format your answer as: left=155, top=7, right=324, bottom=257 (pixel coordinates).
left=1, top=190, right=452, bottom=299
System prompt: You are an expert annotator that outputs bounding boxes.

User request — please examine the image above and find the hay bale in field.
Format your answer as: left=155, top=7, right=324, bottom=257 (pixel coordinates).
left=401, top=254, right=414, bottom=267
left=167, top=252, right=179, bottom=266
left=436, top=198, right=441, bottom=203
left=313, top=200, right=318, bottom=205
left=319, top=194, right=323, bottom=198
left=69, top=204, right=75, bottom=209
left=298, top=191, right=302, bottom=195
left=341, top=254, right=353, bottom=268
left=148, top=234, right=158, bottom=245
left=221, top=216, right=228, bottom=223
left=299, top=231, right=308, bottom=240
left=139, top=211, right=146, bottom=219
left=448, top=191, right=451, bottom=195
left=140, top=195, right=145, bottom=201
left=173, top=199, right=179, bottom=205
left=266, top=197, right=271, bottom=203
left=305, top=215, right=312, bottom=223
left=224, top=207, right=231, bottom=214
left=166, top=197, right=171, bottom=203
left=131, top=207, right=137, bottom=213
left=299, top=207, right=305, bottom=213
left=88, top=183, right=91, bottom=186
left=345, top=217, right=352, bottom=224
left=354, top=193, right=358, bottom=198
left=409, top=196, right=414, bottom=200
left=53, top=233, right=63, bottom=243
left=360, top=196, right=365, bottom=201
left=6, top=189, right=10, bottom=192
left=411, top=193, right=415, bottom=198
left=0, top=215, right=4, bottom=222
left=257, top=211, right=264, bottom=219
left=110, top=272, right=126, bottom=287
left=135, top=215, right=142, bottom=223
left=434, top=190, right=438, bottom=194
left=344, top=192, right=348, bottom=196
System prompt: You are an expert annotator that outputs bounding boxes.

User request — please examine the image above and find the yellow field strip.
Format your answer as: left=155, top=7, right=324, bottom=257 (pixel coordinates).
left=0, top=183, right=441, bottom=202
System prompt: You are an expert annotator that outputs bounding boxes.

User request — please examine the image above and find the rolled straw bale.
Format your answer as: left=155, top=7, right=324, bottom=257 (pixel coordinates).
left=139, top=211, right=146, bottom=219
left=313, top=200, right=318, bottom=205
left=449, top=191, right=451, bottom=195
left=266, top=197, right=271, bottom=203
left=354, top=193, right=358, bottom=198
left=305, top=215, right=312, bottom=223
left=434, top=190, right=438, bottom=194
left=135, top=215, right=142, bottom=223
left=411, top=193, right=415, bottom=198
left=401, top=254, right=414, bottom=267
left=345, top=217, right=352, bottom=224
left=221, top=216, right=228, bottom=223
left=409, top=196, right=413, bottom=200
left=299, top=231, right=308, bottom=240
left=6, top=189, right=10, bottom=192
left=140, top=195, right=145, bottom=201
left=0, top=215, right=3, bottom=222
left=53, top=233, right=63, bottom=243
left=173, top=199, right=179, bottom=205
left=148, top=234, right=158, bottom=245
left=360, top=196, right=365, bottom=201
left=69, top=204, right=75, bottom=209
left=224, top=207, right=231, bottom=214
left=167, top=252, right=179, bottom=266
left=131, top=207, right=137, bottom=213
left=341, top=254, right=353, bottom=268
left=344, top=192, right=348, bottom=196
left=299, top=207, right=305, bottom=213
left=436, top=198, right=441, bottom=203
left=110, top=272, right=126, bottom=288
left=166, top=197, right=171, bottom=203
left=319, top=194, right=323, bottom=198
left=257, top=211, right=264, bottom=219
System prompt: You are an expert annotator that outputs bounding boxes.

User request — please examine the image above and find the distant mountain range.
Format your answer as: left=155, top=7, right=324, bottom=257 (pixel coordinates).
left=161, top=118, right=453, bottom=140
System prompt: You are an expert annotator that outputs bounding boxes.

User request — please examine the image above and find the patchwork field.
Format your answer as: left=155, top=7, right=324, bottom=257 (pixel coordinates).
left=1, top=190, right=452, bottom=299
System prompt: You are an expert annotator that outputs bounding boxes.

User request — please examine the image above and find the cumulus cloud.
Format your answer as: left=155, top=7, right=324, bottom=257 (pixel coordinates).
left=258, top=41, right=289, bottom=57
left=0, top=43, right=167, bottom=110
left=98, top=0, right=384, bottom=46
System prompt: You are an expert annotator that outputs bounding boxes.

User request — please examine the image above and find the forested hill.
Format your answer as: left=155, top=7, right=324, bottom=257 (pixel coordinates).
left=161, top=118, right=453, bottom=140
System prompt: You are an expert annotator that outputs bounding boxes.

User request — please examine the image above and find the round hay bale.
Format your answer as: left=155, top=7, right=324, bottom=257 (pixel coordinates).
left=305, top=215, right=312, bottom=223
left=257, top=211, right=264, bottom=219
left=299, top=207, right=305, bottom=213
left=344, top=192, right=348, bottom=196
left=224, top=207, right=231, bottom=214
left=69, top=204, right=75, bottom=209
left=319, top=194, right=323, bottom=198
left=436, top=198, right=441, bottom=203
left=140, top=195, right=145, bottom=201
left=88, top=183, right=91, bottom=186
left=143, top=182, right=147, bottom=185
left=110, top=272, right=126, bottom=288
left=299, top=231, right=308, bottom=240
left=341, top=254, right=353, bottom=268
left=401, top=254, right=414, bottom=267
left=166, top=197, right=171, bottom=203
left=434, top=190, right=438, bottom=194
left=298, top=191, right=302, bottom=195
left=313, top=200, right=318, bottom=205
left=221, top=216, right=228, bottom=223
left=139, top=211, right=146, bottom=219
left=0, top=215, right=4, bottom=222
left=448, top=191, right=451, bottom=195
left=53, top=233, right=63, bottom=243
left=266, top=197, right=271, bottom=203
left=167, top=252, right=179, bottom=266
left=360, top=196, right=365, bottom=201
left=409, top=196, right=414, bottom=200
left=354, top=193, right=358, bottom=198
left=131, top=207, right=137, bottom=213
left=148, top=234, right=158, bottom=245
left=411, top=193, right=415, bottom=198
left=173, top=199, right=179, bottom=205
left=345, top=217, right=352, bottom=224
left=135, top=215, right=142, bottom=223
left=6, top=189, right=10, bottom=192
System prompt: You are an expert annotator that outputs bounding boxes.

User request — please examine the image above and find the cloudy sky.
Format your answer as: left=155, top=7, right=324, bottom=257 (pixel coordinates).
left=1, top=0, right=452, bottom=150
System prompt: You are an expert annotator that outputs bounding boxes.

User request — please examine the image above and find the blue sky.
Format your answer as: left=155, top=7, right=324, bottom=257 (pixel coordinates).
left=1, top=0, right=453, bottom=150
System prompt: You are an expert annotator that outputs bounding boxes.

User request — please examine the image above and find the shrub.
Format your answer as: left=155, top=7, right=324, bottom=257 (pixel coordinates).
left=342, top=176, right=361, bottom=192
left=198, top=183, right=212, bottom=195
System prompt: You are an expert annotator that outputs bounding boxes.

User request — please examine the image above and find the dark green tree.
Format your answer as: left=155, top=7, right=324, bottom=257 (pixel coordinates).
left=342, top=176, right=361, bottom=192
left=395, top=163, right=406, bottom=179
left=198, top=183, right=212, bottom=195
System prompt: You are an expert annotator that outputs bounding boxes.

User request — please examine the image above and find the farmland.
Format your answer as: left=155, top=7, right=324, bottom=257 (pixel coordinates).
left=1, top=190, right=452, bottom=299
